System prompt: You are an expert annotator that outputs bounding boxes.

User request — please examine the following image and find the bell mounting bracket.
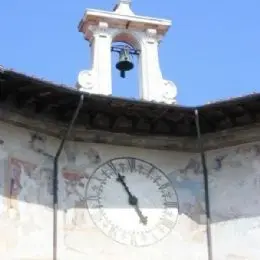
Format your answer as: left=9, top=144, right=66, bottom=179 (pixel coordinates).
left=111, top=45, right=140, bottom=56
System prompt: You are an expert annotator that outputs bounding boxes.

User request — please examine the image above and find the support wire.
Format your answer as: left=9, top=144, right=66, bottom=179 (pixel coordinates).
left=53, top=94, right=84, bottom=260
left=194, top=109, right=213, bottom=260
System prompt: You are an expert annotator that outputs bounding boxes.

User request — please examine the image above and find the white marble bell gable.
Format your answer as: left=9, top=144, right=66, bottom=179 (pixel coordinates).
left=76, top=0, right=178, bottom=104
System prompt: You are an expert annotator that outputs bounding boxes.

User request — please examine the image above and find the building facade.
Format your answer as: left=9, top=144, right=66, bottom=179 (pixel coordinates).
left=0, top=70, right=260, bottom=259
left=0, top=1, right=260, bottom=260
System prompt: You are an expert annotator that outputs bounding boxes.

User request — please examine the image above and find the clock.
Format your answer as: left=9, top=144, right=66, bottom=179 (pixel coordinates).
left=85, top=157, right=179, bottom=247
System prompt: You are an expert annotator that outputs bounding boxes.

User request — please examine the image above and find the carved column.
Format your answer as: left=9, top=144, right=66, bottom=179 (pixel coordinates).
left=139, top=29, right=177, bottom=104
left=77, top=22, right=113, bottom=95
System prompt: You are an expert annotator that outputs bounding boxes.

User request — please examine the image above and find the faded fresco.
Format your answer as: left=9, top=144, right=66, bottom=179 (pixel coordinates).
left=0, top=126, right=105, bottom=259
left=0, top=130, right=54, bottom=259
left=60, top=143, right=103, bottom=255
left=61, top=143, right=101, bottom=228
left=167, top=144, right=260, bottom=259
left=0, top=121, right=260, bottom=259
left=208, top=144, right=260, bottom=259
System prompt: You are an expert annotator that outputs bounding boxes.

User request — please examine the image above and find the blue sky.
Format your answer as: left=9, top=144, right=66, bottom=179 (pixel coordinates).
left=1, top=0, right=259, bottom=105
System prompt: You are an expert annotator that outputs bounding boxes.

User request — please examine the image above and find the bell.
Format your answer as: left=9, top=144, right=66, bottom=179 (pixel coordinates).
left=116, top=48, right=134, bottom=78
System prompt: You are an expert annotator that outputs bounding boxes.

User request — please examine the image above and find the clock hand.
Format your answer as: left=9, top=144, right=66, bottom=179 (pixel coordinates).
left=116, top=173, right=148, bottom=225
left=133, top=203, right=148, bottom=225
left=116, top=173, right=132, bottom=198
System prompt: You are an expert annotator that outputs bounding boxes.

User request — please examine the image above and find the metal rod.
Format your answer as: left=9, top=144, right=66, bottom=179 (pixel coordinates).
left=111, top=46, right=140, bottom=55
left=194, top=109, right=213, bottom=260
left=53, top=94, right=84, bottom=260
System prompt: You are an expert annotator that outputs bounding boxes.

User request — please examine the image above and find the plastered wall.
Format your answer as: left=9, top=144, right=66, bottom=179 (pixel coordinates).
left=0, top=121, right=259, bottom=260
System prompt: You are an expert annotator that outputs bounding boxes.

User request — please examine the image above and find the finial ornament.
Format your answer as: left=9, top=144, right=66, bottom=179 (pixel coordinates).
left=114, top=0, right=134, bottom=15
left=119, top=0, right=132, bottom=4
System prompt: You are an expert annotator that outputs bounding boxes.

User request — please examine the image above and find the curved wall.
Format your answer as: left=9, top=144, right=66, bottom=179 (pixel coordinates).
left=0, top=121, right=259, bottom=259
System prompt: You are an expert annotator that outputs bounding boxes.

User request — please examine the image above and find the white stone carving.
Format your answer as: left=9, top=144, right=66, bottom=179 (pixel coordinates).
left=77, top=70, right=96, bottom=93
left=145, top=28, right=159, bottom=43
left=148, top=80, right=177, bottom=104
left=161, top=80, right=178, bottom=104
left=90, top=21, right=109, bottom=38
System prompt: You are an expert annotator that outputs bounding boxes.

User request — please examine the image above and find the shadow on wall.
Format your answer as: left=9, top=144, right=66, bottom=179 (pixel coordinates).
left=0, top=129, right=259, bottom=222
left=169, top=144, right=260, bottom=221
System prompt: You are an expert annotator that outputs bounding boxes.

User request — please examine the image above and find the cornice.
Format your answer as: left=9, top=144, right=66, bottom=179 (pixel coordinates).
left=0, top=105, right=260, bottom=152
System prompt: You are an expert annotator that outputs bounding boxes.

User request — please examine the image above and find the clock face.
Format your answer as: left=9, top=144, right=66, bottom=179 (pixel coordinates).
left=85, top=157, right=179, bottom=247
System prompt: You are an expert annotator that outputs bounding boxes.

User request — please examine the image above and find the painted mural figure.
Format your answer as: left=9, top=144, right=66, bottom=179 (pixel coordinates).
left=38, top=167, right=53, bottom=205
left=10, top=159, right=23, bottom=201
left=9, top=158, right=36, bottom=219
left=63, top=170, right=86, bottom=227
left=8, top=157, right=53, bottom=223
left=62, top=144, right=102, bottom=228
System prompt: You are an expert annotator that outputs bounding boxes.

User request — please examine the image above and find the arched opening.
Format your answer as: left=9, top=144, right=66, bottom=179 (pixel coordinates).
left=113, top=32, right=140, bottom=50
left=111, top=33, right=140, bottom=99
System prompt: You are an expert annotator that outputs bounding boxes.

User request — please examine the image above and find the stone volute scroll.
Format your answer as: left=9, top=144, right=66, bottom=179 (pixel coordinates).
left=76, top=0, right=177, bottom=104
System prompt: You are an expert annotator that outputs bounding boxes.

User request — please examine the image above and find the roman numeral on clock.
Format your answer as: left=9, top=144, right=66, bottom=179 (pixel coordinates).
left=107, top=161, right=118, bottom=174
left=86, top=195, right=100, bottom=201
left=101, top=169, right=112, bottom=179
left=92, top=176, right=106, bottom=183
left=108, top=225, right=118, bottom=239
left=147, top=166, right=155, bottom=176
left=159, top=182, right=171, bottom=190
left=164, top=201, right=178, bottom=208
left=127, top=158, right=136, bottom=172
left=130, top=233, right=138, bottom=246
left=159, top=217, right=175, bottom=230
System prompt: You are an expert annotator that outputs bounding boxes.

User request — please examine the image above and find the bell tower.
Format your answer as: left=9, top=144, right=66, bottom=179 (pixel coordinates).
left=77, top=0, right=177, bottom=104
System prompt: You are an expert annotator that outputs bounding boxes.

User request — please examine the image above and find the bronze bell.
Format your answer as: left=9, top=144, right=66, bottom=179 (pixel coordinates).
left=116, top=48, right=134, bottom=78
